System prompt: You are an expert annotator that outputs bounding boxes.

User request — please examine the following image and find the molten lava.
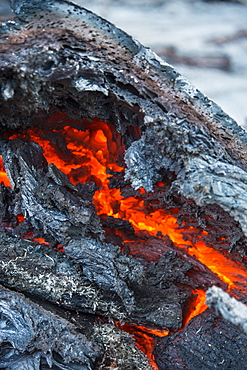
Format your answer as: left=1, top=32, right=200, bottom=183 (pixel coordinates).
left=0, top=155, right=11, bottom=188
left=183, top=289, right=207, bottom=327
left=116, top=322, right=169, bottom=370
left=5, top=111, right=247, bottom=368
left=9, top=114, right=247, bottom=295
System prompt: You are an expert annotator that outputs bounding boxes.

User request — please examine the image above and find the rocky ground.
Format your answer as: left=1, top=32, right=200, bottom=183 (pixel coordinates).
left=1, top=0, right=247, bottom=128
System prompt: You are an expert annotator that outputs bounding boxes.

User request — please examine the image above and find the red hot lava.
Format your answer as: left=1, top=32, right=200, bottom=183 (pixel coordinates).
left=4, top=111, right=247, bottom=368
left=0, top=155, right=11, bottom=188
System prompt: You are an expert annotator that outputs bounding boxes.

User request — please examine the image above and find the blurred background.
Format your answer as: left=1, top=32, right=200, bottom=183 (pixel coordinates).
left=1, top=0, right=247, bottom=129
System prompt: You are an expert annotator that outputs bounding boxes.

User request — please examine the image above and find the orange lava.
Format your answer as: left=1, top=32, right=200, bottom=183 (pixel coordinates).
left=133, top=325, right=169, bottom=338
left=0, top=155, right=11, bottom=188
left=34, top=237, right=50, bottom=245
left=183, top=289, right=207, bottom=327
left=6, top=112, right=247, bottom=367
left=8, top=114, right=247, bottom=294
left=16, top=213, right=25, bottom=223
left=116, top=322, right=169, bottom=370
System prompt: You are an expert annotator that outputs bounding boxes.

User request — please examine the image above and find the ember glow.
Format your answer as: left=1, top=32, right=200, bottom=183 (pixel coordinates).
left=116, top=322, right=169, bottom=370
left=4, top=112, right=247, bottom=367
left=0, top=155, right=11, bottom=188
left=183, top=289, right=207, bottom=327
left=10, top=114, right=247, bottom=293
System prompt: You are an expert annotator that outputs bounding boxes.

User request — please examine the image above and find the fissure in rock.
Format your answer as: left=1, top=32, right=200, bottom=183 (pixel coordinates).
left=1, top=1, right=247, bottom=369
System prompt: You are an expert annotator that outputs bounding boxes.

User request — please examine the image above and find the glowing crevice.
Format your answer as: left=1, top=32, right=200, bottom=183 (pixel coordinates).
left=0, top=155, right=11, bottom=188
left=5, top=113, right=247, bottom=368
left=8, top=115, right=247, bottom=293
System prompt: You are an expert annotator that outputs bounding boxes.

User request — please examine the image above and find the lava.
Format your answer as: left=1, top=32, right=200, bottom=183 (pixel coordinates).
left=183, top=289, right=207, bottom=327
left=7, top=112, right=247, bottom=297
left=116, top=322, right=169, bottom=370
left=0, top=155, right=11, bottom=188
left=5, top=112, right=247, bottom=367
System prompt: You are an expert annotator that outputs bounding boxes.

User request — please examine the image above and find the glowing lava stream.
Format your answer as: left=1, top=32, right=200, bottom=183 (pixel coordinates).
left=8, top=119, right=247, bottom=295
left=114, top=204, right=247, bottom=291
left=6, top=116, right=247, bottom=370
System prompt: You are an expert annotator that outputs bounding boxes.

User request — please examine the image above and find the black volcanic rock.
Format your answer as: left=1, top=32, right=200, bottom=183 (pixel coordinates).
left=154, top=308, right=247, bottom=370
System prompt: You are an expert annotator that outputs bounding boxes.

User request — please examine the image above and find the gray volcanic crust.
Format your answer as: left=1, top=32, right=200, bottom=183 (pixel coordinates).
left=1, top=0, right=247, bottom=236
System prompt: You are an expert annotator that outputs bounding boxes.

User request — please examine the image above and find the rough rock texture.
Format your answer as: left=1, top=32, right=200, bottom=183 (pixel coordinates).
left=0, top=137, right=200, bottom=330
left=154, top=308, right=247, bottom=370
left=0, top=231, right=193, bottom=329
left=0, top=285, right=151, bottom=369
left=207, top=286, right=247, bottom=334
left=1, top=0, right=247, bottom=237
left=2, top=139, right=103, bottom=243
left=124, top=107, right=247, bottom=237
